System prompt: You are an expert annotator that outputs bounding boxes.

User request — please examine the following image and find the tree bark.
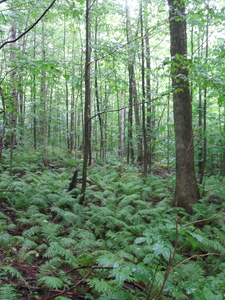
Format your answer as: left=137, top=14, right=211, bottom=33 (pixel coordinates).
left=140, top=0, right=148, bottom=176
left=41, top=18, right=47, bottom=161
left=167, top=0, right=199, bottom=213
left=9, top=25, right=18, bottom=175
left=80, top=0, right=92, bottom=204
left=94, top=17, right=106, bottom=163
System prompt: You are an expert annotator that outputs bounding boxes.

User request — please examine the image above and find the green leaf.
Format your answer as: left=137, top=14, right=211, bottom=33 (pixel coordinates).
left=134, top=237, right=146, bottom=244
left=133, top=263, right=152, bottom=283
left=111, top=266, right=133, bottom=284
left=63, top=74, right=70, bottom=80
left=193, top=290, right=205, bottom=300
left=203, top=287, right=217, bottom=300
left=39, top=276, right=64, bottom=289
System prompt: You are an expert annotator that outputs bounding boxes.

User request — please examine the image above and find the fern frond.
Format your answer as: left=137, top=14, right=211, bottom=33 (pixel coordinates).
left=118, top=194, right=140, bottom=208
left=43, top=242, right=77, bottom=266
left=50, top=207, right=77, bottom=225
left=37, top=257, right=63, bottom=277
left=177, top=262, right=205, bottom=281
left=59, top=237, right=77, bottom=248
left=0, top=284, right=22, bottom=300
left=0, top=265, right=27, bottom=285
left=88, top=278, right=111, bottom=293
left=23, top=225, right=41, bottom=238
left=38, top=276, right=64, bottom=289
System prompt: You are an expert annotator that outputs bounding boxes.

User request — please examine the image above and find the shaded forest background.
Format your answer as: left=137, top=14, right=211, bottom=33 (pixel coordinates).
left=0, top=0, right=225, bottom=176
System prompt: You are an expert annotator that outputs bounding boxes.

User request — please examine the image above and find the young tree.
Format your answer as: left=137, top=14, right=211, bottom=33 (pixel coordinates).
left=167, top=0, right=199, bottom=213
left=81, top=0, right=92, bottom=204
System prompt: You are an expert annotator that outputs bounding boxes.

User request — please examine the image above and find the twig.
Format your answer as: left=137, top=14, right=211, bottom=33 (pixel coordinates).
left=0, top=0, right=57, bottom=50
left=0, top=189, right=22, bottom=192
left=170, top=252, right=225, bottom=273
left=43, top=269, right=93, bottom=300
left=89, top=20, right=167, bottom=65
left=179, top=208, right=225, bottom=230
left=66, top=264, right=114, bottom=275
left=88, top=91, right=172, bottom=123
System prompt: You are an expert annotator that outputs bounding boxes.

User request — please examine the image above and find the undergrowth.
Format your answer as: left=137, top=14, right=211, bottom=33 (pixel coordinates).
left=0, top=148, right=225, bottom=299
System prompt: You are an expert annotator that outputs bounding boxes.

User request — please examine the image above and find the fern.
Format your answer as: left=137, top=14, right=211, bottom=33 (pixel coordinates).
left=23, top=225, right=41, bottom=238
left=43, top=242, right=77, bottom=267
left=50, top=207, right=77, bottom=225
left=37, top=257, right=63, bottom=277
left=0, top=284, right=22, bottom=300
left=88, top=278, right=111, bottom=293
left=38, top=276, right=64, bottom=289
left=0, top=265, right=27, bottom=285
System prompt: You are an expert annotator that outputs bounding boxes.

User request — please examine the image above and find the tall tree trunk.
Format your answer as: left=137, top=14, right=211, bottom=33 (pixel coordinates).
left=140, top=1, right=148, bottom=176
left=125, top=4, right=136, bottom=163
left=32, top=27, right=37, bottom=149
left=70, top=27, right=76, bottom=152
left=120, top=90, right=126, bottom=160
left=9, top=25, right=18, bottom=175
left=167, top=0, right=199, bottom=213
left=144, top=0, right=154, bottom=168
left=63, top=17, right=70, bottom=150
left=167, top=79, right=171, bottom=169
left=81, top=0, right=92, bottom=204
left=94, top=17, right=106, bottom=162
left=199, top=21, right=208, bottom=184
left=41, top=18, right=47, bottom=160
left=0, top=86, right=6, bottom=162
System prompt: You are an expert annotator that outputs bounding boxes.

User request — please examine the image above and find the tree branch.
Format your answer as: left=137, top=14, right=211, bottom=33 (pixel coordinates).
left=179, top=208, right=225, bottom=230
left=170, top=252, right=225, bottom=273
left=89, top=20, right=167, bottom=65
left=88, top=91, right=171, bottom=123
left=0, top=0, right=57, bottom=50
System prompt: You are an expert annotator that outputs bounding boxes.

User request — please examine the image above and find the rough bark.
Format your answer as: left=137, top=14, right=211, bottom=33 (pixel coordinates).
left=167, top=0, right=199, bottom=213
left=80, top=0, right=92, bottom=204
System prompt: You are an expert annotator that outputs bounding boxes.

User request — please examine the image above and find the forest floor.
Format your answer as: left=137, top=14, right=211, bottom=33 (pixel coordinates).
left=1, top=150, right=225, bottom=300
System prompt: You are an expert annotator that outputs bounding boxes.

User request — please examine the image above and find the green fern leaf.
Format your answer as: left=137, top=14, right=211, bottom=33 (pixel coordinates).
left=38, top=276, right=64, bottom=289
left=87, top=278, right=111, bottom=293
left=0, top=284, right=22, bottom=300
left=0, top=265, right=27, bottom=285
left=111, top=265, right=133, bottom=284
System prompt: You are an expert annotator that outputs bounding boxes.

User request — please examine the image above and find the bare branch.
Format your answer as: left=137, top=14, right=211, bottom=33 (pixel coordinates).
left=0, top=0, right=57, bottom=50
left=170, top=252, right=225, bottom=273
left=179, top=208, right=225, bottom=230
left=88, top=91, right=171, bottom=123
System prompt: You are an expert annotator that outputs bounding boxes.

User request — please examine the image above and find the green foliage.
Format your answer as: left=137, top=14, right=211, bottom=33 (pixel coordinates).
left=38, top=276, right=64, bottom=290
left=0, top=285, right=22, bottom=300
left=1, top=152, right=225, bottom=298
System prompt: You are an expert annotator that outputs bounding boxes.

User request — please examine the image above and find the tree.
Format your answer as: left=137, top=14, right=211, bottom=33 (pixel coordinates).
left=167, top=0, right=199, bottom=213
left=81, top=0, right=92, bottom=204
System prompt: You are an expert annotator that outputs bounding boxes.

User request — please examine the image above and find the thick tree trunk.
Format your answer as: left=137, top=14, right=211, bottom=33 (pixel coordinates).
left=167, top=0, right=199, bottom=213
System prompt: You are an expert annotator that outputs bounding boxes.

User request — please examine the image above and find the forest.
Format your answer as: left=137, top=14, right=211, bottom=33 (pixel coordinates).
left=0, top=0, right=225, bottom=299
